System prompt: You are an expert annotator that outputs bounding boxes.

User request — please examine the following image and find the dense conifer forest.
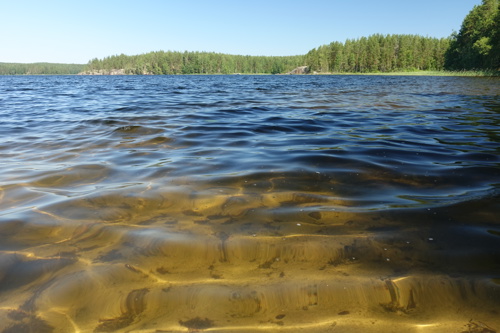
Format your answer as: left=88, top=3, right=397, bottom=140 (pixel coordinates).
left=0, top=62, right=84, bottom=75
left=83, top=52, right=304, bottom=75
left=304, top=35, right=450, bottom=73
left=1, top=0, right=498, bottom=75
left=81, top=34, right=450, bottom=75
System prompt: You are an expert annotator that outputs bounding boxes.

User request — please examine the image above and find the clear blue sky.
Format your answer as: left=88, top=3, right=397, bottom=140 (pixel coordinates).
left=1, top=0, right=481, bottom=64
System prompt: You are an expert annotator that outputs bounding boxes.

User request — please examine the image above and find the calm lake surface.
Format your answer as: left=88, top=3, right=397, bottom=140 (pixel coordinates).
left=0, top=75, right=499, bottom=332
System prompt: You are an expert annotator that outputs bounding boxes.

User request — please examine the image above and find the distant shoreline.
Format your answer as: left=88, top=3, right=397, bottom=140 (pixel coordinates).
left=2, top=70, right=498, bottom=77
left=312, top=70, right=500, bottom=77
left=70, top=70, right=500, bottom=77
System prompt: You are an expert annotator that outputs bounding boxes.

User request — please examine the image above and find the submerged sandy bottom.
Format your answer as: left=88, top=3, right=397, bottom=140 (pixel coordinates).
left=0, top=184, right=498, bottom=333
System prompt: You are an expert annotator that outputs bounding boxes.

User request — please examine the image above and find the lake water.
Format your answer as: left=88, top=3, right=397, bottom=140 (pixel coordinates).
left=0, top=75, right=499, bottom=333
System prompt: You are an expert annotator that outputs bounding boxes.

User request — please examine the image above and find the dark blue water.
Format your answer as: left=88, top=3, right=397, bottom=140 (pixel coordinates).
left=0, top=75, right=499, bottom=332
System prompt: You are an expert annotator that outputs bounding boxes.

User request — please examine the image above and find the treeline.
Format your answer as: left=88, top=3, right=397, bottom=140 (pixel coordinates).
left=445, top=0, right=499, bottom=70
left=84, top=51, right=304, bottom=75
left=84, top=35, right=450, bottom=75
left=0, top=62, right=84, bottom=75
left=304, top=34, right=450, bottom=73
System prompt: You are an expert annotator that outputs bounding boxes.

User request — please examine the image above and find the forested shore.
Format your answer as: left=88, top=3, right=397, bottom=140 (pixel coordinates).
left=2, top=0, right=498, bottom=75
left=0, top=62, right=84, bottom=75
left=81, top=34, right=450, bottom=75
left=82, top=52, right=304, bottom=75
left=304, top=35, right=449, bottom=73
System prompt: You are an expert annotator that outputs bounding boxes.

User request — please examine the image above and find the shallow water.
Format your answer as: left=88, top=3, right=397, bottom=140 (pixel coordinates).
left=0, top=75, right=499, bottom=332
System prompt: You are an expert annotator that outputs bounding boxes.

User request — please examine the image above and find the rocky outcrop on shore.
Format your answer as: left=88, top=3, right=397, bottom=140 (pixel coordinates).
left=78, top=69, right=127, bottom=75
left=288, top=66, right=310, bottom=74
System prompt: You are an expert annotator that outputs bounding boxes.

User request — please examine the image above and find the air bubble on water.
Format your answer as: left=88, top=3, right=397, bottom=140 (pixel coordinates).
left=385, top=258, right=391, bottom=261
left=428, top=237, right=434, bottom=241
left=296, top=223, right=302, bottom=226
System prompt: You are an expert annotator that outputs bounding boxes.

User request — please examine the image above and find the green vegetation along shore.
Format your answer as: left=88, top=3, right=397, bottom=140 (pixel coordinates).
left=81, top=52, right=304, bottom=75
left=314, top=70, right=500, bottom=76
left=80, top=34, right=453, bottom=75
left=0, top=62, right=84, bottom=75
left=2, top=0, right=498, bottom=76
